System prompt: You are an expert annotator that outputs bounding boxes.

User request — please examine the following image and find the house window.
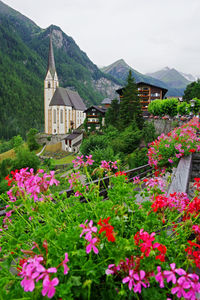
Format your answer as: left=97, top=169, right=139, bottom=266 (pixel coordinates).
left=48, top=82, right=51, bottom=88
left=60, top=110, right=63, bottom=124
left=53, top=109, right=56, bottom=124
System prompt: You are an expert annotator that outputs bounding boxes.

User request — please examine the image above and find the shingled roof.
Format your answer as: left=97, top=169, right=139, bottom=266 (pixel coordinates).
left=49, top=87, right=86, bottom=110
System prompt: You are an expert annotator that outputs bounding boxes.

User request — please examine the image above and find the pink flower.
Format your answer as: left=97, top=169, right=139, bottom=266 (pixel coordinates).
left=62, top=253, right=69, bottom=275
left=111, top=161, right=118, bottom=169
left=74, top=191, right=82, bottom=197
left=168, top=158, right=174, bottom=164
left=105, top=264, right=115, bottom=275
left=85, top=155, right=94, bottom=166
left=171, top=276, right=191, bottom=298
left=80, top=219, right=97, bottom=240
left=133, top=270, right=147, bottom=293
left=85, top=237, right=99, bottom=254
left=155, top=266, right=165, bottom=288
left=163, top=263, right=186, bottom=284
left=122, top=269, right=135, bottom=291
left=42, top=276, right=59, bottom=298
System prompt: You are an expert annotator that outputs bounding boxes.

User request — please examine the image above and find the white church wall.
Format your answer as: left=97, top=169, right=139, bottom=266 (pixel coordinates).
left=58, top=106, right=65, bottom=134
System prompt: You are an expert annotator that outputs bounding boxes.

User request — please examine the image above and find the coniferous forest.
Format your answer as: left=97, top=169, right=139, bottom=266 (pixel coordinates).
left=0, top=1, right=121, bottom=139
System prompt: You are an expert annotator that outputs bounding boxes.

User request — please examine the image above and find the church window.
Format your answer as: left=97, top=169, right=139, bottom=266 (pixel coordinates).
left=48, top=82, right=51, bottom=88
left=53, top=109, right=56, bottom=124
left=60, top=110, right=63, bottom=124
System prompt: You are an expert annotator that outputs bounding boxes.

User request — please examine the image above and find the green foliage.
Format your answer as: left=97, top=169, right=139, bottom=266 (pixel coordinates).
left=105, top=99, right=120, bottom=128
left=142, top=121, right=157, bottom=146
left=80, top=134, right=108, bottom=156
left=0, top=139, right=13, bottom=154
left=11, top=148, right=40, bottom=171
left=119, top=71, right=143, bottom=130
left=111, top=123, right=142, bottom=155
left=83, top=118, right=88, bottom=132
left=12, top=135, right=23, bottom=150
left=128, top=147, right=148, bottom=169
left=192, top=98, right=200, bottom=114
left=26, top=128, right=40, bottom=151
left=148, top=98, right=178, bottom=117
left=90, top=146, right=119, bottom=170
left=183, top=79, right=200, bottom=101
left=0, top=158, right=12, bottom=180
left=177, top=101, right=190, bottom=115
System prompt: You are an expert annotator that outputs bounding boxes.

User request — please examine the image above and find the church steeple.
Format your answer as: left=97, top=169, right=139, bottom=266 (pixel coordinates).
left=44, top=34, right=59, bottom=134
left=47, top=35, right=56, bottom=78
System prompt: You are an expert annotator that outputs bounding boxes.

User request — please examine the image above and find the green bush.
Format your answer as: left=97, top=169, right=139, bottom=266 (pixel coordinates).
left=177, top=102, right=190, bottom=115
left=128, top=147, right=148, bottom=169
left=148, top=98, right=178, bottom=117
left=80, top=134, right=108, bottom=156
left=11, top=148, right=40, bottom=172
left=26, top=128, right=40, bottom=151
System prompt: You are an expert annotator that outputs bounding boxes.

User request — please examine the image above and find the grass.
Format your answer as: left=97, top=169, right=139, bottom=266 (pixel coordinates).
left=0, top=149, right=16, bottom=162
left=51, top=154, right=76, bottom=165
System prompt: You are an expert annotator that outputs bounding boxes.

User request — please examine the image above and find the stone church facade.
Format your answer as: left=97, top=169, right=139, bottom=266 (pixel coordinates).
left=44, top=36, right=86, bottom=134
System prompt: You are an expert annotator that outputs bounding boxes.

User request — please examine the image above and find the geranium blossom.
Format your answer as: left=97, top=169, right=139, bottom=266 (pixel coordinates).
left=42, top=276, right=59, bottom=299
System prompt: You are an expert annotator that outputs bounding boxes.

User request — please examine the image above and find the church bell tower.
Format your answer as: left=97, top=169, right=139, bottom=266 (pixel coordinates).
left=44, top=35, right=59, bottom=134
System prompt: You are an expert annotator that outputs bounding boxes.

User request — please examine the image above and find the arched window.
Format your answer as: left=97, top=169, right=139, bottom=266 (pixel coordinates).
left=48, top=82, right=51, bottom=88
left=60, top=110, right=63, bottom=124
left=53, top=109, right=56, bottom=124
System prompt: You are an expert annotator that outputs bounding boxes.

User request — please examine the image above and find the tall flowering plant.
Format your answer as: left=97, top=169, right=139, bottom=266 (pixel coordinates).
left=1, top=157, right=200, bottom=299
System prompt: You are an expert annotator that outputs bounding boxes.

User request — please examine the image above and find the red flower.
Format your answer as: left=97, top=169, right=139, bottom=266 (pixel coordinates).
left=114, top=171, right=127, bottom=180
left=151, top=195, right=168, bottom=212
left=153, top=243, right=167, bottom=262
left=189, top=149, right=196, bottom=153
left=98, top=217, right=116, bottom=242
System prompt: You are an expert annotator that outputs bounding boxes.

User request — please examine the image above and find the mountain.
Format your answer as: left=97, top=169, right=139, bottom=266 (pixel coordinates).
left=179, top=71, right=197, bottom=82
left=0, top=0, right=121, bottom=139
left=101, top=60, right=189, bottom=97
left=101, top=59, right=167, bottom=86
left=146, top=67, right=190, bottom=89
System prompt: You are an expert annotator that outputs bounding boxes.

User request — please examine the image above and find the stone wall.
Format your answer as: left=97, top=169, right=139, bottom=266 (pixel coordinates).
left=147, top=118, right=186, bottom=136
left=36, top=133, right=68, bottom=146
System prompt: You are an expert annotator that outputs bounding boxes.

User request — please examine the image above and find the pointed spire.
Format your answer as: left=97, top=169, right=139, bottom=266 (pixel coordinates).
left=47, top=33, right=56, bottom=77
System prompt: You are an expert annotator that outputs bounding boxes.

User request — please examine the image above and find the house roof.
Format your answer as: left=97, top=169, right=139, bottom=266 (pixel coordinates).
left=47, top=36, right=56, bottom=78
left=84, top=105, right=106, bottom=114
left=73, top=140, right=82, bottom=147
left=116, top=82, right=168, bottom=98
left=64, top=133, right=82, bottom=141
left=49, top=87, right=86, bottom=110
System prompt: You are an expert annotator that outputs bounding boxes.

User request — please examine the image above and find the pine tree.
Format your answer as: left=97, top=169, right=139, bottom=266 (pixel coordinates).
left=105, top=98, right=120, bottom=128
left=119, top=70, right=144, bottom=130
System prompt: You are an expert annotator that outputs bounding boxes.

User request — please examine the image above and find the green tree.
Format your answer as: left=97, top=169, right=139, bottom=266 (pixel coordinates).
left=105, top=99, right=120, bottom=128
left=183, top=79, right=200, bottom=102
left=12, top=135, right=23, bottom=150
left=119, top=70, right=143, bottom=130
left=80, top=134, right=108, bottom=156
left=11, top=148, right=40, bottom=172
left=26, top=128, right=40, bottom=151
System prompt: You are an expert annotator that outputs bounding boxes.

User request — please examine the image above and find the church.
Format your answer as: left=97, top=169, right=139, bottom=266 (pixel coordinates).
left=44, top=36, right=86, bottom=135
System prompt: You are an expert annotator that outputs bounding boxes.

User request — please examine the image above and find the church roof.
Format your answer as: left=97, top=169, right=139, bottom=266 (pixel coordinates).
left=47, top=35, right=56, bottom=77
left=49, top=87, right=86, bottom=110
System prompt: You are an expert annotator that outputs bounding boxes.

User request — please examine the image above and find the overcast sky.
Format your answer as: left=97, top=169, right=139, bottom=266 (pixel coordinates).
left=2, top=0, right=200, bottom=76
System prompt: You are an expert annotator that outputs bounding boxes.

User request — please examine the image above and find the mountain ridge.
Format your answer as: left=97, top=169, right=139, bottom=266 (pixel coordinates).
left=101, top=60, right=190, bottom=97
left=0, top=0, right=121, bottom=139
